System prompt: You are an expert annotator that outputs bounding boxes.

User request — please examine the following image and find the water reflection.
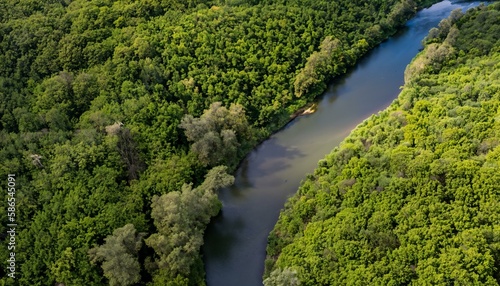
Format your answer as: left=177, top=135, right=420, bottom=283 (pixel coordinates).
left=203, top=212, right=244, bottom=261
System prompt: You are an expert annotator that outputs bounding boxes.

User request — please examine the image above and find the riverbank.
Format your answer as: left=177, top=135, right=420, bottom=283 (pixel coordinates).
left=203, top=1, right=487, bottom=285
left=265, top=2, right=500, bottom=285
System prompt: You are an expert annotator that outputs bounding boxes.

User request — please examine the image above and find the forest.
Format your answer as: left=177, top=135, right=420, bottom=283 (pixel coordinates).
left=0, top=0, right=440, bottom=285
left=265, top=3, right=500, bottom=285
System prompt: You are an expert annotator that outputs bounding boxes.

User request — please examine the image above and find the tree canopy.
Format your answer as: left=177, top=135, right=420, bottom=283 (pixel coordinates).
left=0, top=0, right=441, bottom=284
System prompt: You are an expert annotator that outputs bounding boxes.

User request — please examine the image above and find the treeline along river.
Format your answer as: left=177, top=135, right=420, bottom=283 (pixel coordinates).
left=202, top=1, right=489, bottom=285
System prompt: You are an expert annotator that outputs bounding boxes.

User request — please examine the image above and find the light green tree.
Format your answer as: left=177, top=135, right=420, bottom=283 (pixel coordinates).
left=145, top=166, right=234, bottom=280
left=264, top=268, right=301, bottom=286
left=88, top=224, right=145, bottom=286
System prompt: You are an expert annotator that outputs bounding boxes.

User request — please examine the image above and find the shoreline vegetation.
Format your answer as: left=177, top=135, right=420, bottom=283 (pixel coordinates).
left=0, top=0, right=441, bottom=285
left=265, top=3, right=500, bottom=285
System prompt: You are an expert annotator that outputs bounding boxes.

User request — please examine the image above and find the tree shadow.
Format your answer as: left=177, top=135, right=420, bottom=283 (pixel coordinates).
left=228, top=137, right=305, bottom=194
left=202, top=208, right=245, bottom=261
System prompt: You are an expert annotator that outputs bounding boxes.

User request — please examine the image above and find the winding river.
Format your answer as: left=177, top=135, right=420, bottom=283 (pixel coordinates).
left=203, top=1, right=487, bottom=285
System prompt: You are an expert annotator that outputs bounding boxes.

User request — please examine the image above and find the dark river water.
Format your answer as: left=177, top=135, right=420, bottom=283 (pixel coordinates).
left=202, top=1, right=486, bottom=285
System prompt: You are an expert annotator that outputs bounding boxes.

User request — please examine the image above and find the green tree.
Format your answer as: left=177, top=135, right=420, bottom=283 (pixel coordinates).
left=179, top=102, right=251, bottom=167
left=89, top=224, right=145, bottom=286
left=264, top=268, right=301, bottom=286
left=145, top=166, right=234, bottom=280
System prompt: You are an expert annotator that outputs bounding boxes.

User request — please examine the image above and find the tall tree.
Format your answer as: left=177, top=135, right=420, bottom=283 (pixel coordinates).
left=89, top=224, right=145, bottom=286
left=145, top=166, right=234, bottom=281
left=179, top=102, right=250, bottom=167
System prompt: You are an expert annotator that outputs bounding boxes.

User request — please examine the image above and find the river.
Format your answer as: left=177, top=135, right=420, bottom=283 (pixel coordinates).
left=202, top=1, right=487, bottom=285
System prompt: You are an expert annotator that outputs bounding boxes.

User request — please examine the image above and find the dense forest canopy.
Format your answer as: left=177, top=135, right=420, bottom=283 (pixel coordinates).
left=266, top=3, right=500, bottom=285
left=1, top=0, right=440, bottom=285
